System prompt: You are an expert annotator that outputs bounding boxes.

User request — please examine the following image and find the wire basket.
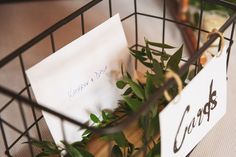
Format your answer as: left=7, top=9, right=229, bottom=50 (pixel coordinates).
left=0, top=0, right=235, bottom=156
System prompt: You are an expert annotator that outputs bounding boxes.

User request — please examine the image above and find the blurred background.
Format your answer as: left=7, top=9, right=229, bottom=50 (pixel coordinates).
left=0, top=0, right=235, bottom=156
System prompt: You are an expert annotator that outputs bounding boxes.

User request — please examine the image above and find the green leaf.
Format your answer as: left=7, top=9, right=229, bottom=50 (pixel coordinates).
left=82, top=129, right=91, bottom=138
left=102, top=110, right=115, bottom=121
left=123, top=96, right=142, bottom=112
left=147, top=40, right=175, bottom=49
left=118, top=100, right=132, bottom=114
left=147, top=72, right=163, bottom=88
left=63, top=141, right=94, bottom=157
left=25, top=140, right=58, bottom=151
left=160, top=52, right=170, bottom=61
left=129, top=48, right=146, bottom=56
left=133, top=53, right=148, bottom=62
left=100, top=132, right=129, bottom=147
left=141, top=61, right=153, bottom=68
left=141, top=114, right=159, bottom=142
left=139, top=114, right=159, bottom=142
left=116, top=80, right=127, bottom=89
left=125, top=78, right=145, bottom=100
left=72, top=141, right=86, bottom=149
left=145, top=40, right=153, bottom=60
left=167, top=45, right=183, bottom=71
left=102, top=111, right=108, bottom=121
left=101, top=132, right=129, bottom=147
left=24, top=140, right=55, bottom=150
left=139, top=115, right=150, bottom=143
left=99, top=135, right=111, bottom=141
left=150, top=105, right=158, bottom=119
left=111, top=145, right=123, bottom=157
left=145, top=74, right=156, bottom=99
left=90, top=114, right=100, bottom=123
left=76, top=148, right=94, bottom=157
left=151, top=115, right=160, bottom=134
left=36, top=152, right=53, bottom=157
left=35, top=147, right=61, bottom=157
left=151, top=50, right=162, bottom=56
left=112, top=132, right=129, bottom=147
left=129, top=49, right=153, bottom=68
left=130, top=50, right=148, bottom=62
left=147, top=142, right=161, bottom=157
left=153, top=59, right=163, bottom=76
left=64, top=142, right=83, bottom=157
left=25, top=140, right=61, bottom=156
left=123, top=87, right=132, bottom=96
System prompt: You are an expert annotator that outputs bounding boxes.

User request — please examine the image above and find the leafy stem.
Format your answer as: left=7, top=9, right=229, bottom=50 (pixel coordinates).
left=25, top=39, right=191, bottom=157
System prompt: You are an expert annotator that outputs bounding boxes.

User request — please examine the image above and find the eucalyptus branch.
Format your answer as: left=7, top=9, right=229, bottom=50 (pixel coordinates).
left=25, top=39, right=191, bottom=157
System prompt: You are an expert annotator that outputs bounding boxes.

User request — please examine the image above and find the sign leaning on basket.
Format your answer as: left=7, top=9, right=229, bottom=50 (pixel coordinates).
left=159, top=47, right=227, bottom=157
left=26, top=14, right=133, bottom=145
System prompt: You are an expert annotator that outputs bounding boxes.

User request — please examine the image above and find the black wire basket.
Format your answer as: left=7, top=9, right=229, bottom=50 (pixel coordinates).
left=0, top=0, right=235, bottom=156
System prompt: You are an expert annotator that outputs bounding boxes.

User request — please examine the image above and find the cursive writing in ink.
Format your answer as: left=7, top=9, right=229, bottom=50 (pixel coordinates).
left=68, top=66, right=107, bottom=98
left=173, top=79, right=217, bottom=153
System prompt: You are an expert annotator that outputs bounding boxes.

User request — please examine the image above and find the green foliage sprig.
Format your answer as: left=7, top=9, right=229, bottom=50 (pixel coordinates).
left=25, top=39, right=191, bottom=157
left=189, top=0, right=235, bottom=27
left=190, top=0, right=236, bottom=15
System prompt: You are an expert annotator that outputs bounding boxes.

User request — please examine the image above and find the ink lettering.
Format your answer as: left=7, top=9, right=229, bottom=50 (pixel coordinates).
left=68, top=66, right=107, bottom=98
left=173, top=80, right=217, bottom=153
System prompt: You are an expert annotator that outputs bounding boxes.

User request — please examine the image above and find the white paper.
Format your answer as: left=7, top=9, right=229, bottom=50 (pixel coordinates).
left=26, top=14, right=132, bottom=144
left=159, top=47, right=227, bottom=157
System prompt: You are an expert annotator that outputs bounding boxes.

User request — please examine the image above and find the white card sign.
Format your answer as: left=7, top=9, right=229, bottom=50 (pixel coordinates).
left=26, top=14, right=132, bottom=144
left=159, top=47, right=227, bottom=157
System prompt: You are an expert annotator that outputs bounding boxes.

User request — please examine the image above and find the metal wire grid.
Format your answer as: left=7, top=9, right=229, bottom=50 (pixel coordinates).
left=0, top=0, right=235, bottom=156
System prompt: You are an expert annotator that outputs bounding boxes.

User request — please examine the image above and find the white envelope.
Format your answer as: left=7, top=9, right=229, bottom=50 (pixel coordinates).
left=26, top=14, right=132, bottom=144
